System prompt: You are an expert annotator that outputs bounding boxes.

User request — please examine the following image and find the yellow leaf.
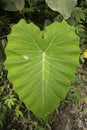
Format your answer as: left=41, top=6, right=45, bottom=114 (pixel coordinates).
left=83, top=51, right=87, bottom=58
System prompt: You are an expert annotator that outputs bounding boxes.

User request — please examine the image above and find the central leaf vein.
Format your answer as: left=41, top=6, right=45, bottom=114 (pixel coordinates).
left=42, top=52, right=45, bottom=105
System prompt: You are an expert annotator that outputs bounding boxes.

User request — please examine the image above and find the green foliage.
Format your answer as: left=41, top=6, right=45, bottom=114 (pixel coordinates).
left=0, top=41, right=6, bottom=71
left=0, top=104, right=7, bottom=130
left=2, top=92, right=17, bottom=109
left=0, top=0, right=25, bottom=11
left=66, top=87, right=82, bottom=105
left=46, top=0, right=77, bottom=19
left=67, top=7, right=87, bottom=37
left=67, top=7, right=86, bottom=26
left=0, top=120, right=3, bottom=130
left=32, top=121, right=46, bottom=130
left=5, top=19, right=80, bottom=120
left=76, top=24, right=87, bottom=37
left=15, top=105, right=23, bottom=117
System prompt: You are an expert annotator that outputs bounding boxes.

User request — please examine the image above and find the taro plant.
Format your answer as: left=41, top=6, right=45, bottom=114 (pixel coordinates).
left=5, top=19, right=80, bottom=121
left=46, top=0, right=77, bottom=19
left=0, top=0, right=25, bottom=11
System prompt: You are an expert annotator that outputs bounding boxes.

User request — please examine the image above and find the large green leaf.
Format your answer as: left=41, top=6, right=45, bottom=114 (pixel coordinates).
left=5, top=19, right=79, bottom=120
left=46, top=0, right=77, bottom=19
left=1, top=0, right=24, bottom=11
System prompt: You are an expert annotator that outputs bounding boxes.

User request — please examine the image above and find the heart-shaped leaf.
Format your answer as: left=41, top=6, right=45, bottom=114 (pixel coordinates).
left=46, top=0, right=77, bottom=19
left=5, top=20, right=79, bottom=120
